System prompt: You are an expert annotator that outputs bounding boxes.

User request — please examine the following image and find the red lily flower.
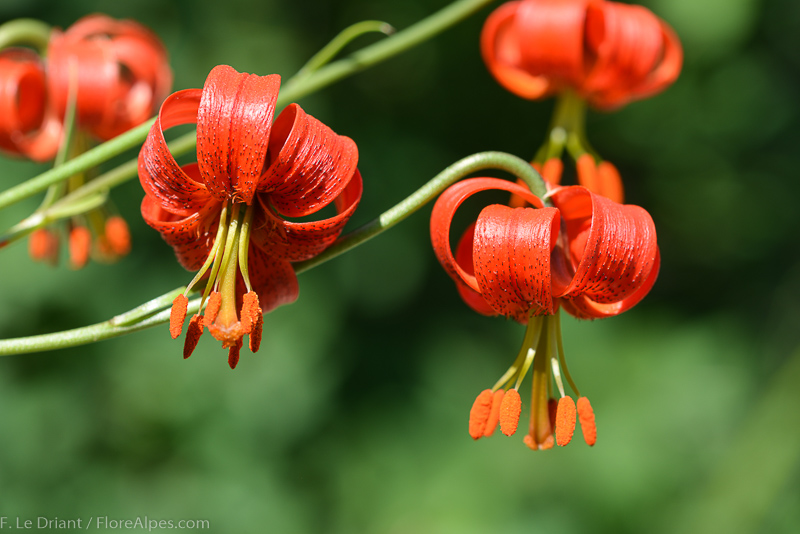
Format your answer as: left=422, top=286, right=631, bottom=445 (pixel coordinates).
left=1, top=15, right=172, bottom=161
left=481, top=0, right=682, bottom=109
left=139, top=65, right=362, bottom=368
left=430, top=177, right=659, bottom=448
left=47, top=14, right=173, bottom=141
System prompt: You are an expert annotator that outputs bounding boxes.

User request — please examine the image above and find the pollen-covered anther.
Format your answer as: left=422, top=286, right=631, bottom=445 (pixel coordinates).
left=169, top=294, right=189, bottom=339
left=469, top=389, right=494, bottom=440
left=29, top=228, right=59, bottom=265
left=577, top=396, right=597, bottom=446
left=203, top=292, right=222, bottom=328
left=104, top=216, right=132, bottom=256
left=248, top=307, right=263, bottom=353
left=69, top=226, right=92, bottom=269
left=555, top=396, right=577, bottom=447
left=542, top=158, right=564, bottom=186
left=241, top=291, right=261, bottom=335
left=228, top=338, right=243, bottom=369
left=499, top=388, right=522, bottom=436
left=183, top=314, right=204, bottom=359
left=483, top=389, right=505, bottom=437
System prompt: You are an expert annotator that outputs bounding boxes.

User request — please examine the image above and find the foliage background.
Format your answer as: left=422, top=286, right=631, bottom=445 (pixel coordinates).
left=1, top=0, right=799, bottom=532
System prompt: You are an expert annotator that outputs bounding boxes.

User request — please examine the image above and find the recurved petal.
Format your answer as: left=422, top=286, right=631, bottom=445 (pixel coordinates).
left=197, top=65, right=280, bottom=204
left=430, top=177, right=544, bottom=297
left=138, top=90, right=214, bottom=216
left=141, top=193, right=220, bottom=271
left=0, top=48, right=60, bottom=162
left=560, top=248, right=660, bottom=318
left=551, top=186, right=659, bottom=312
left=47, top=31, right=117, bottom=133
left=515, top=0, right=594, bottom=87
left=583, top=2, right=682, bottom=109
left=246, top=245, right=300, bottom=313
left=453, top=223, right=498, bottom=317
left=473, top=204, right=560, bottom=321
left=481, top=1, right=554, bottom=99
left=261, top=103, right=359, bottom=218
left=251, top=169, right=362, bottom=262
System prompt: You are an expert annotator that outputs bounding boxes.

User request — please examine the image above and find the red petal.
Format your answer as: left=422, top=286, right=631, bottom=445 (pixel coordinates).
left=481, top=1, right=554, bottom=99
left=250, top=169, right=363, bottom=262
left=196, top=65, right=280, bottom=204
left=261, top=103, right=359, bottom=218
left=140, top=193, right=220, bottom=270
left=246, top=245, right=300, bottom=313
left=430, top=177, right=544, bottom=296
left=551, top=186, right=659, bottom=317
left=472, top=204, right=560, bottom=321
left=453, top=223, right=498, bottom=317
left=0, top=48, right=61, bottom=162
left=583, top=2, right=682, bottom=109
left=138, top=89, right=214, bottom=216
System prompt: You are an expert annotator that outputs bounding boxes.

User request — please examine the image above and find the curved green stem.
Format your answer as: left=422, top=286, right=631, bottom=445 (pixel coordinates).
left=293, top=20, right=395, bottom=82
left=294, top=151, right=544, bottom=274
left=0, top=19, right=51, bottom=52
left=280, top=0, right=496, bottom=102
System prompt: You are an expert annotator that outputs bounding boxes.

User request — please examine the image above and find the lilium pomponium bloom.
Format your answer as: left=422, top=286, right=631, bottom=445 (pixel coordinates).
left=430, top=177, right=659, bottom=449
left=481, top=0, right=682, bottom=109
left=0, top=14, right=172, bottom=161
left=139, top=65, right=362, bottom=369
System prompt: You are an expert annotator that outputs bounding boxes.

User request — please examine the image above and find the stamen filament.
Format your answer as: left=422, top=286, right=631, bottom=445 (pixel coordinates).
left=554, top=311, right=581, bottom=397
left=492, top=314, right=544, bottom=391
left=514, top=348, right=535, bottom=390
left=199, top=203, right=234, bottom=306
left=185, top=203, right=228, bottom=300
left=548, top=316, right=567, bottom=398
left=238, top=203, right=255, bottom=293
left=213, top=203, right=242, bottom=329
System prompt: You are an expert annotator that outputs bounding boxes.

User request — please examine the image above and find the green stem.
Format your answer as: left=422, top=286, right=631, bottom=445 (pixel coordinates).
left=0, top=132, right=196, bottom=248
left=0, top=287, right=197, bottom=356
left=294, top=151, right=544, bottom=274
left=293, top=20, right=395, bottom=81
left=0, top=151, right=542, bottom=356
left=0, top=118, right=155, bottom=211
left=0, top=0, right=495, bottom=212
left=0, top=19, right=51, bottom=52
left=533, top=90, right=594, bottom=164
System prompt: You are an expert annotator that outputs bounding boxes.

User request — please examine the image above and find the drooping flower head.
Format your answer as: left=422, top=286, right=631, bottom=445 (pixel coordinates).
left=47, top=14, right=173, bottom=141
left=430, top=177, right=658, bottom=448
left=139, top=65, right=362, bottom=368
left=481, top=0, right=682, bottom=109
left=0, top=14, right=172, bottom=160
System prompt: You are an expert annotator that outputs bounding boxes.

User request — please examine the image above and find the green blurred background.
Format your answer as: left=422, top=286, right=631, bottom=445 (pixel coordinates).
left=1, top=0, right=799, bottom=532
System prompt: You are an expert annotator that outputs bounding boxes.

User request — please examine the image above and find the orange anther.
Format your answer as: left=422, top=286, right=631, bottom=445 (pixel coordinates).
left=241, top=291, right=260, bottom=334
left=169, top=294, right=189, bottom=339
left=203, top=291, right=222, bottom=327
left=29, top=228, right=59, bottom=265
left=248, top=308, right=263, bottom=353
left=597, top=161, right=624, bottom=204
left=577, top=396, right=597, bottom=446
left=555, top=396, right=577, bottom=447
left=469, top=389, right=493, bottom=440
left=542, top=158, right=564, bottom=186
left=104, top=216, right=131, bottom=256
left=483, top=389, right=506, bottom=437
left=69, top=226, right=92, bottom=269
left=499, top=388, right=522, bottom=436
left=183, top=314, right=204, bottom=359
left=228, top=338, right=243, bottom=369
left=576, top=154, right=598, bottom=192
